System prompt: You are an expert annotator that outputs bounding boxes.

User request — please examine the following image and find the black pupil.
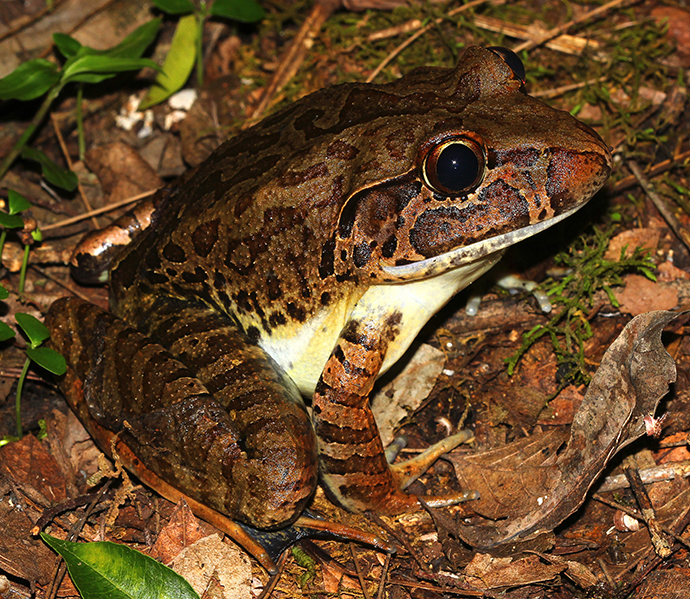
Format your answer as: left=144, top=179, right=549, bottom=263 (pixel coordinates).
left=435, top=143, right=479, bottom=192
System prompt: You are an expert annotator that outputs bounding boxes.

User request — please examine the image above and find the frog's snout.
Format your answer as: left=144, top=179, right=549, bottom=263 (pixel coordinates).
left=545, top=143, right=612, bottom=213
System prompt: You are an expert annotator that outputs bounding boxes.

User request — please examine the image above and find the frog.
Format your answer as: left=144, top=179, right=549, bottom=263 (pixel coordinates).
left=46, top=46, right=611, bottom=544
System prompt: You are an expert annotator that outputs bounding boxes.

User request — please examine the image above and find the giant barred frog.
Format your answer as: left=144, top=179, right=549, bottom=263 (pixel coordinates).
left=47, top=47, right=611, bottom=538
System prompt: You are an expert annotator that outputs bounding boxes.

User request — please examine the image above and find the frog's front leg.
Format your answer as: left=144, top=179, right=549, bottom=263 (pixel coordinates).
left=313, top=317, right=470, bottom=513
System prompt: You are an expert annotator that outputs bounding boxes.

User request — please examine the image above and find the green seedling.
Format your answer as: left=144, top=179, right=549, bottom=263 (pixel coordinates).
left=0, top=189, right=31, bottom=267
left=1, top=313, right=67, bottom=440
left=0, top=190, right=44, bottom=296
left=140, top=0, right=264, bottom=108
left=0, top=19, right=161, bottom=185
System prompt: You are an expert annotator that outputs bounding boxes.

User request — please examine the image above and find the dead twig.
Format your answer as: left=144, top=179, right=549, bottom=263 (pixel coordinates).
left=248, top=0, right=340, bottom=120
left=513, top=0, right=636, bottom=53
left=627, top=159, right=690, bottom=254
left=366, top=0, right=501, bottom=83
left=624, top=467, right=671, bottom=558
left=597, top=458, right=690, bottom=493
left=41, top=189, right=158, bottom=232
left=50, top=113, right=99, bottom=231
left=613, top=150, right=690, bottom=193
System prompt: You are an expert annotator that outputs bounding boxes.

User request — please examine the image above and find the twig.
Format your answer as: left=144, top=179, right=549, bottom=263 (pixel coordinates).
left=376, top=550, right=392, bottom=599
left=349, top=544, right=372, bottom=599
left=532, top=76, right=607, bottom=99
left=627, top=159, right=690, bottom=254
left=624, top=467, right=672, bottom=558
left=249, top=0, right=339, bottom=120
left=50, top=113, right=99, bottom=230
left=255, top=550, right=289, bottom=599
left=41, top=189, right=157, bottom=232
left=613, top=150, right=690, bottom=193
left=513, top=0, right=635, bottom=53
left=596, top=459, right=690, bottom=493
left=593, top=493, right=690, bottom=551
left=366, top=0, right=502, bottom=83
left=474, top=15, right=602, bottom=56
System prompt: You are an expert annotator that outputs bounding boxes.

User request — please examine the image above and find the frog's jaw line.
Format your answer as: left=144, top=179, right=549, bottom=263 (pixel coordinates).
left=382, top=203, right=586, bottom=281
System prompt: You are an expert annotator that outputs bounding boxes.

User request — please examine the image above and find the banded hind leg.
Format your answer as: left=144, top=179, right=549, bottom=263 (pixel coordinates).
left=47, top=296, right=318, bottom=529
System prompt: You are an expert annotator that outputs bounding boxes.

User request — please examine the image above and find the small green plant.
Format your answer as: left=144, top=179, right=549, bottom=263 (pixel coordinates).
left=0, top=313, right=66, bottom=441
left=140, top=0, right=265, bottom=109
left=0, top=19, right=161, bottom=184
left=506, top=226, right=656, bottom=384
left=0, top=190, right=45, bottom=296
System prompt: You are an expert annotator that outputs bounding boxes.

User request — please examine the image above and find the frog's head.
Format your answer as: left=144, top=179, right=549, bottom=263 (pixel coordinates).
left=331, top=46, right=612, bottom=282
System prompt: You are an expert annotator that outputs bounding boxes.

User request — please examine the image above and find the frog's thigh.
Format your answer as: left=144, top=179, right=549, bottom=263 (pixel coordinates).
left=47, top=297, right=317, bottom=529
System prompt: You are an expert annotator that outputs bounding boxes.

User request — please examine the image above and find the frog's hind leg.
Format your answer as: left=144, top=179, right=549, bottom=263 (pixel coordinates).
left=46, top=296, right=318, bottom=531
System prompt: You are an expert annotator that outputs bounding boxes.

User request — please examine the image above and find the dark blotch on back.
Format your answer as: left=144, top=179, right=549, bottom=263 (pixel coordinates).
left=286, top=302, right=306, bottom=323
left=192, top=219, right=219, bottom=258
left=319, top=238, right=335, bottom=278
left=266, top=272, right=283, bottom=300
left=163, top=241, right=186, bottom=263
left=279, top=162, right=328, bottom=187
left=326, top=140, right=359, bottom=160
left=353, top=242, right=372, bottom=268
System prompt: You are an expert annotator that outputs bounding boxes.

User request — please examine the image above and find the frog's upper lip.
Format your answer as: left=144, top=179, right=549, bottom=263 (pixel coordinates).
left=381, top=203, right=584, bottom=281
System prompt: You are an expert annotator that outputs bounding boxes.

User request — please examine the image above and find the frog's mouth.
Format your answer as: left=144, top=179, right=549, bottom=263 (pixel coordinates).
left=381, top=204, right=584, bottom=281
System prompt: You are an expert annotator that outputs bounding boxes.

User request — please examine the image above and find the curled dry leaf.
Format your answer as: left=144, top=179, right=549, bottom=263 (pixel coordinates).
left=450, top=311, right=682, bottom=549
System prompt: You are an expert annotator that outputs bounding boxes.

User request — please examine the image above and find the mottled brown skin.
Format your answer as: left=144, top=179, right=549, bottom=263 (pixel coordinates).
left=48, top=47, right=611, bottom=530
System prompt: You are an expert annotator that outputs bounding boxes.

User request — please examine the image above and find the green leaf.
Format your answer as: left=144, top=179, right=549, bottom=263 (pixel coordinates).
left=15, top=313, right=50, bottom=346
left=53, top=33, right=83, bottom=58
left=151, top=0, right=195, bottom=15
left=62, top=55, right=159, bottom=85
left=0, top=321, right=15, bottom=343
left=138, top=14, right=197, bottom=110
left=26, top=347, right=66, bottom=375
left=210, top=0, right=265, bottom=23
left=0, top=59, right=61, bottom=100
left=8, top=189, right=31, bottom=214
left=20, top=147, right=78, bottom=191
left=0, top=213, right=24, bottom=229
left=32, top=228, right=43, bottom=242
left=41, top=534, right=200, bottom=599
left=0, top=283, right=8, bottom=300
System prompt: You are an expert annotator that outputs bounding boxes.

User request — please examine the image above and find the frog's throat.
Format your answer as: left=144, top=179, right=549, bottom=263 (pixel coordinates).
left=381, top=204, right=585, bottom=281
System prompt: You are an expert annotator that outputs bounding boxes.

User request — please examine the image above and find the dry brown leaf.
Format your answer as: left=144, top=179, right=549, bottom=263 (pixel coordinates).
left=171, top=534, right=252, bottom=599
left=150, top=499, right=216, bottom=564
left=85, top=142, right=163, bottom=206
left=464, top=553, right=565, bottom=589
left=0, top=434, right=67, bottom=504
left=617, top=275, right=678, bottom=316
left=450, top=311, right=680, bottom=549
left=604, top=228, right=660, bottom=260
left=371, top=343, right=445, bottom=445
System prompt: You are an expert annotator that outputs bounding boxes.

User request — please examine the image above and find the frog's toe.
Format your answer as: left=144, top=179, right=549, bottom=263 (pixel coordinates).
left=389, top=429, right=474, bottom=489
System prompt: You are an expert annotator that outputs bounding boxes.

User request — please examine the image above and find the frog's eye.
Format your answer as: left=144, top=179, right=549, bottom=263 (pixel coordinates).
left=487, top=46, right=526, bottom=85
left=423, top=138, right=485, bottom=196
